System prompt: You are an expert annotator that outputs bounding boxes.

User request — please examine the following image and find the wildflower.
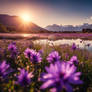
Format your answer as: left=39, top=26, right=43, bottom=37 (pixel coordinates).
left=72, top=43, right=77, bottom=50
left=68, top=56, right=78, bottom=65
left=8, top=42, right=17, bottom=52
left=24, top=48, right=32, bottom=59
left=30, top=50, right=42, bottom=63
left=38, top=50, right=43, bottom=55
left=24, top=48, right=42, bottom=63
left=0, top=61, right=12, bottom=79
left=8, top=42, right=18, bottom=58
left=65, top=53, right=69, bottom=59
left=40, top=61, right=83, bottom=92
left=47, top=51, right=61, bottom=63
left=16, top=69, right=33, bottom=86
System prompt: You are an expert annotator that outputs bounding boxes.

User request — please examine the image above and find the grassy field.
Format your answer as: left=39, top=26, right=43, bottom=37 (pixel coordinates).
left=0, top=39, right=92, bottom=92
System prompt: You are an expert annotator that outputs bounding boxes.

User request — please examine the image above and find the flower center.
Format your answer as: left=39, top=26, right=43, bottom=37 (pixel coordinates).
left=33, top=55, right=37, bottom=62
left=27, top=52, right=31, bottom=58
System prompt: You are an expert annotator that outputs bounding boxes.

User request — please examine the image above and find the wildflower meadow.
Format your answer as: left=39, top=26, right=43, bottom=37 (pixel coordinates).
left=0, top=40, right=92, bottom=92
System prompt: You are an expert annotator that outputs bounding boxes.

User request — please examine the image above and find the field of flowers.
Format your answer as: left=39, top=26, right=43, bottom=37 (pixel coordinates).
left=0, top=39, right=92, bottom=92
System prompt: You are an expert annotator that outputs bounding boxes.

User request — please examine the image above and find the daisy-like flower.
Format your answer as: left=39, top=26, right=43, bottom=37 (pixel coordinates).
left=24, top=48, right=42, bottom=63
left=30, top=50, right=42, bottom=63
left=0, top=61, right=12, bottom=79
left=16, top=69, right=33, bottom=87
left=40, top=61, right=83, bottom=92
left=24, top=48, right=32, bottom=59
left=47, top=51, right=61, bottom=63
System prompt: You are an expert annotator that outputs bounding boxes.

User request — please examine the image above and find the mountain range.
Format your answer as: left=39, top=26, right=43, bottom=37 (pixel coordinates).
left=0, top=14, right=92, bottom=33
left=45, top=23, right=92, bottom=32
left=0, top=14, right=48, bottom=33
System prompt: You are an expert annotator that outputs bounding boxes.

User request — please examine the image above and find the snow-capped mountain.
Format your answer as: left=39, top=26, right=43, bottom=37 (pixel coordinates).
left=45, top=23, right=92, bottom=32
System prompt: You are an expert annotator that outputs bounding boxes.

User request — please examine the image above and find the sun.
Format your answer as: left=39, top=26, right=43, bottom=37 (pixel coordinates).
left=20, top=13, right=31, bottom=22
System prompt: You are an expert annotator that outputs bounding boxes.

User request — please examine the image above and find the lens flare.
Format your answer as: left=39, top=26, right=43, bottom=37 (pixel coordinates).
left=20, top=13, right=31, bottom=22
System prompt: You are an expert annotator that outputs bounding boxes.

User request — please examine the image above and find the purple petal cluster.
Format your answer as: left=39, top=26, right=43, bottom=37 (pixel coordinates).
left=72, top=43, right=77, bottom=50
left=24, top=48, right=32, bottom=59
left=30, top=50, right=42, bottom=63
left=40, top=61, right=83, bottom=92
left=0, top=61, right=12, bottom=79
left=47, top=51, right=61, bottom=63
left=8, top=42, right=18, bottom=58
left=68, top=56, right=78, bottom=65
left=24, top=48, right=42, bottom=63
left=16, top=69, right=33, bottom=86
left=38, top=50, right=43, bottom=55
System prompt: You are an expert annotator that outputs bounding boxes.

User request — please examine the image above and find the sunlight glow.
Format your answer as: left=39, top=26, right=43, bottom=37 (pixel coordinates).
left=20, top=13, right=31, bottom=22
left=22, top=34, right=31, bottom=37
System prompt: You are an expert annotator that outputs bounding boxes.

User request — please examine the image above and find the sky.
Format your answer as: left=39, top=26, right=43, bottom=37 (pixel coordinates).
left=0, top=0, right=92, bottom=27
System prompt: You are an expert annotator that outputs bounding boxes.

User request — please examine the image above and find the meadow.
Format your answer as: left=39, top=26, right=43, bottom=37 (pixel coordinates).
left=0, top=39, right=92, bottom=92
left=0, top=33, right=92, bottom=40
left=0, top=0, right=92, bottom=91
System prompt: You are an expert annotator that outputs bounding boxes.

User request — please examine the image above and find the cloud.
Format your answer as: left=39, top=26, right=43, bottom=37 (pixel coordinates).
left=85, top=16, right=92, bottom=24
left=90, top=16, right=92, bottom=20
left=85, top=16, right=92, bottom=23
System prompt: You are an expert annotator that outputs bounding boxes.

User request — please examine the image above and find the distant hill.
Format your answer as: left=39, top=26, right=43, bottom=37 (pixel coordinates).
left=0, top=23, right=8, bottom=33
left=45, top=23, right=92, bottom=32
left=82, top=28, right=92, bottom=33
left=0, top=14, right=48, bottom=33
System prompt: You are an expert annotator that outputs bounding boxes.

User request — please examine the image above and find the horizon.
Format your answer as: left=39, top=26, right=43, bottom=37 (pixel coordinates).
left=1, top=13, right=92, bottom=28
left=0, top=0, right=92, bottom=27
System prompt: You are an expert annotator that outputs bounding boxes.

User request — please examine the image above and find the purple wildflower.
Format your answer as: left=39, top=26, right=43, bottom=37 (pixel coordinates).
left=40, top=61, right=83, bottom=92
left=72, top=43, right=77, bottom=50
left=68, top=56, right=78, bottom=65
left=0, top=61, right=12, bottom=79
left=24, top=48, right=42, bottom=63
left=65, top=53, right=69, bottom=59
left=16, top=69, right=33, bottom=86
left=8, top=43, right=18, bottom=58
left=8, top=43, right=17, bottom=52
left=24, top=48, right=32, bottom=59
left=30, top=50, right=42, bottom=63
left=38, top=50, right=43, bottom=55
left=47, top=51, right=61, bottom=63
